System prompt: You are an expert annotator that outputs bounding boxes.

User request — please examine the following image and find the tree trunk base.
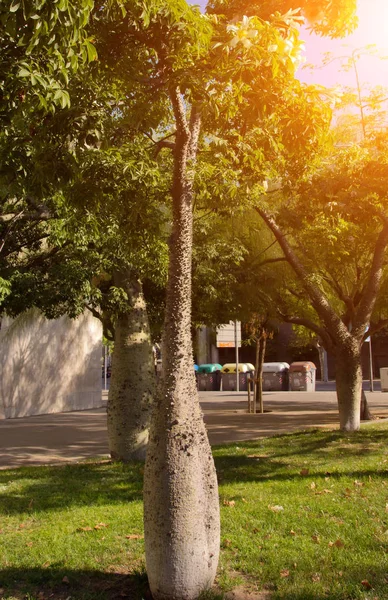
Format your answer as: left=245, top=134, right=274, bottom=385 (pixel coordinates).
left=360, top=390, right=376, bottom=421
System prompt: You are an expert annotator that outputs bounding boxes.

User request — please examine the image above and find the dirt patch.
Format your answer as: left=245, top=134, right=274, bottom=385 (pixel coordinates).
left=225, top=587, right=272, bottom=600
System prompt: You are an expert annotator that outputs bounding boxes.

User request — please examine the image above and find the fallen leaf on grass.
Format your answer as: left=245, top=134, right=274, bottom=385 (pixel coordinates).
left=223, top=500, right=235, bottom=507
left=280, top=569, right=290, bottom=578
left=62, top=576, right=70, bottom=584
left=269, top=505, right=284, bottom=512
left=361, top=580, right=372, bottom=590
left=125, top=534, right=144, bottom=540
left=77, top=526, right=93, bottom=532
left=354, top=480, right=364, bottom=487
left=329, top=539, right=344, bottom=548
left=311, top=535, right=320, bottom=544
left=290, top=530, right=296, bottom=536
left=94, top=523, right=108, bottom=530
left=312, top=573, right=320, bottom=582
left=222, top=538, right=232, bottom=547
left=42, top=561, right=50, bottom=568
left=26, top=541, right=33, bottom=547
left=310, top=482, right=316, bottom=490
left=300, top=468, right=309, bottom=476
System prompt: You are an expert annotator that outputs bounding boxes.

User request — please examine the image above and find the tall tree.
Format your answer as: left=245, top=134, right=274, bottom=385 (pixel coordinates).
left=252, top=137, right=388, bottom=431
left=139, top=1, right=355, bottom=596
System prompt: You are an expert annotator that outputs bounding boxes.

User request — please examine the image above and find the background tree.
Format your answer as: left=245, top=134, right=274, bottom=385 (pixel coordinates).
left=251, top=136, right=388, bottom=431
left=1, top=49, right=170, bottom=462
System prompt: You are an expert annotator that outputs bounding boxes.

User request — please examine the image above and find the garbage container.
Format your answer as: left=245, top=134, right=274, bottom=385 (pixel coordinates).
left=289, top=361, right=316, bottom=391
left=380, top=367, right=388, bottom=391
left=221, top=363, right=250, bottom=391
left=197, top=364, right=222, bottom=391
left=262, top=362, right=290, bottom=391
left=194, top=363, right=199, bottom=386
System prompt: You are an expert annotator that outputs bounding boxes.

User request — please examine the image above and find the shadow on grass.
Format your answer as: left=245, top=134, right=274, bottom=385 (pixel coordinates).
left=0, top=460, right=143, bottom=516
left=214, top=427, right=388, bottom=485
left=0, top=566, right=150, bottom=600
left=1, top=427, right=387, bottom=516
left=1, top=564, right=387, bottom=600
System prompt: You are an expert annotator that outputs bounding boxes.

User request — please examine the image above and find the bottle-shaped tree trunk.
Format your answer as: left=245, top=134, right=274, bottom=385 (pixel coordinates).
left=143, top=99, right=220, bottom=600
left=107, top=269, right=155, bottom=462
left=335, top=339, right=362, bottom=432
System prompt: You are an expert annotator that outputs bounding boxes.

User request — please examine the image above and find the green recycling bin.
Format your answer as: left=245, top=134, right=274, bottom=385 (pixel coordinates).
left=197, top=364, right=222, bottom=391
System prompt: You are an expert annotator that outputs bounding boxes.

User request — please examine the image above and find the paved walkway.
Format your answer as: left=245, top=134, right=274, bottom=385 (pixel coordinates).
left=0, top=391, right=387, bottom=469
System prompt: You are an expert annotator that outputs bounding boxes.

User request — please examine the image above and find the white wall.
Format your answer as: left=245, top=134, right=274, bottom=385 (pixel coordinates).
left=0, top=310, right=103, bottom=419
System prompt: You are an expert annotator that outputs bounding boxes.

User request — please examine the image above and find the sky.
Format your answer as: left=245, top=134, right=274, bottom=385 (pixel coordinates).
left=298, top=0, right=388, bottom=90
left=194, top=0, right=388, bottom=91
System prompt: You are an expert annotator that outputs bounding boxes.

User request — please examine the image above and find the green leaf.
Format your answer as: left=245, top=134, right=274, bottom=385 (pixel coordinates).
left=9, top=0, right=21, bottom=12
left=57, top=0, right=68, bottom=11
left=17, top=68, right=30, bottom=77
left=84, top=39, right=97, bottom=63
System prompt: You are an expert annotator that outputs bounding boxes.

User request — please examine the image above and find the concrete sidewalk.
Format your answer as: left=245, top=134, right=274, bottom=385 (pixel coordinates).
left=0, top=390, right=387, bottom=470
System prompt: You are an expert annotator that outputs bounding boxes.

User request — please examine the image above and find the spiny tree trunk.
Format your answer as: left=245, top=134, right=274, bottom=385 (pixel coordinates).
left=334, top=340, right=362, bottom=432
left=144, top=98, right=220, bottom=600
left=107, top=269, right=154, bottom=462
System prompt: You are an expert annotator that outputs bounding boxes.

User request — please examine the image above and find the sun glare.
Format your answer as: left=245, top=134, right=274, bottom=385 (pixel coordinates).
left=357, top=0, right=388, bottom=50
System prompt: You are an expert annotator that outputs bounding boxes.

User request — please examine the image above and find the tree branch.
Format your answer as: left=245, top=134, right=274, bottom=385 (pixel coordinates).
left=278, top=312, right=334, bottom=352
left=169, top=86, right=190, bottom=142
left=352, top=220, right=388, bottom=337
left=254, top=206, right=348, bottom=341
left=257, top=257, right=287, bottom=267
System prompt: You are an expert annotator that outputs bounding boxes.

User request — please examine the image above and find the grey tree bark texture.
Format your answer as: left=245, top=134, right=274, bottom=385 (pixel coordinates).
left=107, top=269, right=155, bottom=462
left=334, top=341, right=362, bottom=432
left=143, top=94, right=220, bottom=600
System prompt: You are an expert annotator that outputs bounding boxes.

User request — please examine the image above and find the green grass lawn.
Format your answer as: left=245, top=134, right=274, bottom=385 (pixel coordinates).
left=0, top=423, right=387, bottom=600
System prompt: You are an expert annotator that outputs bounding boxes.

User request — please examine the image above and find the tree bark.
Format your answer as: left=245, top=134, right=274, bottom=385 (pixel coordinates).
left=360, top=390, right=375, bottom=421
left=335, top=341, right=362, bottom=432
left=107, top=269, right=154, bottom=462
left=255, top=334, right=266, bottom=413
left=144, top=97, right=220, bottom=600
left=255, top=208, right=388, bottom=433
